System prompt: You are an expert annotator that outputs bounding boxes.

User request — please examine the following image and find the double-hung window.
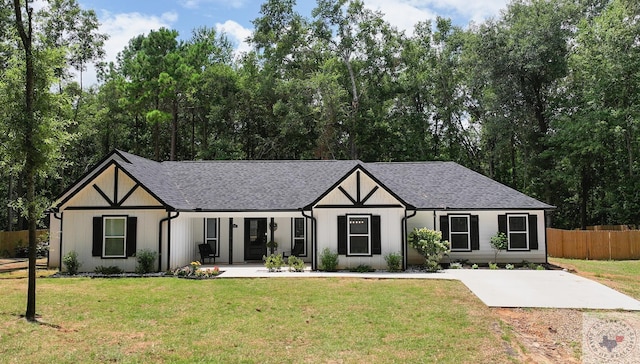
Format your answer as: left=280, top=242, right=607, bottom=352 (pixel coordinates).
left=292, top=217, right=306, bottom=256
left=103, top=216, right=127, bottom=257
left=348, top=215, right=370, bottom=255
left=507, top=215, right=529, bottom=250
left=449, top=215, right=470, bottom=251
left=205, top=218, right=219, bottom=256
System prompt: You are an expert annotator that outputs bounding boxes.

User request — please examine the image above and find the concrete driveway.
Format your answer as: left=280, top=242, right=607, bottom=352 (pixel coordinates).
left=447, top=269, right=640, bottom=310
left=213, top=265, right=640, bottom=310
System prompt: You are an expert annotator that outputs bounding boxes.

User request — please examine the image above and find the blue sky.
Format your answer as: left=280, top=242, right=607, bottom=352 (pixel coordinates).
left=69, top=0, right=510, bottom=85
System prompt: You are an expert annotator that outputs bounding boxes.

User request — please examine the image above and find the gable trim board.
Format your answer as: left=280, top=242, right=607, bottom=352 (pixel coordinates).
left=49, top=150, right=553, bottom=272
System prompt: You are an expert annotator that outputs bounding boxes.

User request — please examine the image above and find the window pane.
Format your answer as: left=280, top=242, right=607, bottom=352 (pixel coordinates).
left=450, top=234, right=469, bottom=250
left=349, top=217, right=368, bottom=234
left=206, top=218, right=217, bottom=239
left=105, top=218, right=125, bottom=236
left=509, top=216, right=527, bottom=232
left=294, top=218, right=305, bottom=238
left=510, top=233, right=528, bottom=249
left=450, top=216, right=468, bottom=232
left=105, top=238, right=125, bottom=256
left=350, top=236, right=369, bottom=254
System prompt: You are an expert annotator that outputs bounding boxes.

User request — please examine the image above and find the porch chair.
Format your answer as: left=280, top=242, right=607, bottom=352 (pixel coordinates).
left=198, top=243, right=216, bottom=264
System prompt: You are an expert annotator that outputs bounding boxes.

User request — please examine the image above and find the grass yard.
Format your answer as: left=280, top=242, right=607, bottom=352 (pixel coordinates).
left=549, top=257, right=640, bottom=300
left=0, top=276, right=514, bottom=364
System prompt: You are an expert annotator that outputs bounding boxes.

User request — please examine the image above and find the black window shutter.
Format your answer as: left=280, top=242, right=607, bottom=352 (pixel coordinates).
left=126, top=216, right=137, bottom=257
left=92, top=216, right=102, bottom=257
left=498, top=215, right=507, bottom=235
left=470, top=215, right=480, bottom=250
left=528, top=214, right=538, bottom=250
left=371, top=215, right=381, bottom=255
left=439, top=215, right=449, bottom=241
left=337, top=216, right=347, bottom=255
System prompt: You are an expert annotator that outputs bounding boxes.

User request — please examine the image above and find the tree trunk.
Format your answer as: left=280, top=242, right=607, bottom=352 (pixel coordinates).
left=13, top=0, right=37, bottom=322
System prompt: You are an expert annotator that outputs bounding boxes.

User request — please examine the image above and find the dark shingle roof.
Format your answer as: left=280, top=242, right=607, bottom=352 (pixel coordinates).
left=113, top=150, right=552, bottom=211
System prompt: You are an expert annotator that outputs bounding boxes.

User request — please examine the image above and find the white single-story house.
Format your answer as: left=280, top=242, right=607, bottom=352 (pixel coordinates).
left=48, top=150, right=553, bottom=272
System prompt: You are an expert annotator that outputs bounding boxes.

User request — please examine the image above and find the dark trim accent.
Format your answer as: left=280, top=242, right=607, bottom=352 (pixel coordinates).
left=314, top=204, right=403, bottom=209
left=360, top=186, right=379, bottom=205
left=543, top=211, right=549, bottom=264
left=291, top=217, right=307, bottom=257
left=174, top=208, right=307, bottom=213
left=269, top=217, right=275, bottom=255
left=356, top=171, right=361, bottom=202
left=93, top=184, right=114, bottom=206
left=56, top=159, right=172, bottom=211
left=504, top=213, right=532, bottom=251
left=414, top=207, right=555, bottom=211
left=54, top=149, right=130, bottom=203
left=158, top=211, right=180, bottom=271
left=338, top=186, right=357, bottom=205
left=342, top=213, right=377, bottom=257
left=337, top=216, right=347, bottom=255
left=300, top=209, right=317, bottom=270
left=65, top=205, right=166, bottom=210
left=304, top=164, right=413, bottom=210
left=402, top=210, right=417, bottom=271
left=444, top=213, right=473, bottom=252
left=229, top=218, right=234, bottom=265
left=53, top=212, right=63, bottom=271
left=117, top=183, right=140, bottom=206
left=114, top=166, right=119, bottom=205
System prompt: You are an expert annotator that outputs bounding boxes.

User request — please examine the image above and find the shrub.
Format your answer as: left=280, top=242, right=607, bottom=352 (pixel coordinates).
left=349, top=264, right=374, bottom=273
left=536, top=264, right=546, bottom=270
left=264, top=253, right=284, bottom=272
left=384, top=252, right=402, bottom=272
left=449, top=262, right=463, bottom=269
left=94, top=265, right=123, bottom=275
left=287, top=255, right=305, bottom=272
left=490, top=232, right=508, bottom=262
left=136, top=249, right=157, bottom=274
left=319, top=248, right=339, bottom=272
left=408, top=228, right=450, bottom=272
left=505, top=263, right=515, bottom=270
left=471, top=263, right=479, bottom=269
left=489, top=262, right=499, bottom=270
left=63, top=251, right=81, bottom=275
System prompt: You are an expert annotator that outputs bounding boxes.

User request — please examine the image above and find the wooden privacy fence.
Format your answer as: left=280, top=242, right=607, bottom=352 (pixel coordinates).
left=0, top=230, right=49, bottom=258
left=547, top=228, right=640, bottom=260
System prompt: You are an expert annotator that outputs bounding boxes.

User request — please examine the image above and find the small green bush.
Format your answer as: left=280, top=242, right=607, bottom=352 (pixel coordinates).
left=490, top=232, right=508, bottom=262
left=264, top=254, right=284, bottom=272
left=489, top=262, right=499, bottom=270
left=449, top=262, right=463, bottom=269
left=408, top=228, right=450, bottom=272
left=471, top=263, right=479, bottom=269
left=536, top=264, right=545, bottom=270
left=63, top=251, right=81, bottom=275
left=319, top=248, right=339, bottom=272
left=287, top=255, right=305, bottom=272
left=94, top=265, right=123, bottom=275
left=384, top=252, right=402, bottom=272
left=505, top=263, right=515, bottom=270
left=349, top=264, right=374, bottom=273
left=136, top=249, right=157, bottom=274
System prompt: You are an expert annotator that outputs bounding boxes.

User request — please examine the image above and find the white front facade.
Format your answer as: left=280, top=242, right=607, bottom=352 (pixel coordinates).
left=49, top=155, right=548, bottom=272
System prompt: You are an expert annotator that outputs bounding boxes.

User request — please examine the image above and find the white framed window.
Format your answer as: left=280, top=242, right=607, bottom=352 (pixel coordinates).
left=348, top=215, right=370, bottom=255
left=103, top=216, right=127, bottom=258
left=449, top=215, right=470, bottom=251
left=205, top=218, right=219, bottom=255
left=292, top=217, right=306, bottom=256
left=507, top=214, right=529, bottom=250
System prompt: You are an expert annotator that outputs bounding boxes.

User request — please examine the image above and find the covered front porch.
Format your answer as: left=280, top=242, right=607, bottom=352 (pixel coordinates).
left=166, top=211, right=313, bottom=270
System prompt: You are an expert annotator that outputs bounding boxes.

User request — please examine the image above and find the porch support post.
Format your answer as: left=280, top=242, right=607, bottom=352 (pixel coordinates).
left=229, top=218, right=234, bottom=265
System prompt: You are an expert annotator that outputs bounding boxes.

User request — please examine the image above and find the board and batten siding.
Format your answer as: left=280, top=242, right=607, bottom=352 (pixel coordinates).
left=406, top=210, right=546, bottom=264
left=59, top=209, right=165, bottom=272
left=314, top=207, right=405, bottom=269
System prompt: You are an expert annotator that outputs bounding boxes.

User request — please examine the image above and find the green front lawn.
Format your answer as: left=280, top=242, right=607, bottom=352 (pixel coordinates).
left=550, top=258, right=640, bottom=300
left=0, top=277, right=512, bottom=363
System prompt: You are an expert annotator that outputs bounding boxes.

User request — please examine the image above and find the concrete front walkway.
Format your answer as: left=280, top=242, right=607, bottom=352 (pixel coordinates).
left=208, top=264, right=640, bottom=311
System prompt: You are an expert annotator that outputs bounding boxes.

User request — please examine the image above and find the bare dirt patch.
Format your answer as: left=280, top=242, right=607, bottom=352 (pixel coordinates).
left=495, top=307, right=582, bottom=363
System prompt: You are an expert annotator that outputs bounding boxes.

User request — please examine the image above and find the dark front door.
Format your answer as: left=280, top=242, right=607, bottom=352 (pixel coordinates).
left=245, top=218, right=267, bottom=261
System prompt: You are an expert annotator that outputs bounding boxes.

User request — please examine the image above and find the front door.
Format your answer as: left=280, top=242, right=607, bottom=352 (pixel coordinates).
left=244, top=218, right=267, bottom=261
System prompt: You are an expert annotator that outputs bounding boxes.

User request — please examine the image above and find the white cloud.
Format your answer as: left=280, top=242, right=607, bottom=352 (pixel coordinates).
left=215, top=20, right=252, bottom=58
left=179, top=0, right=246, bottom=10
left=362, top=0, right=437, bottom=36
left=78, top=10, right=178, bottom=86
